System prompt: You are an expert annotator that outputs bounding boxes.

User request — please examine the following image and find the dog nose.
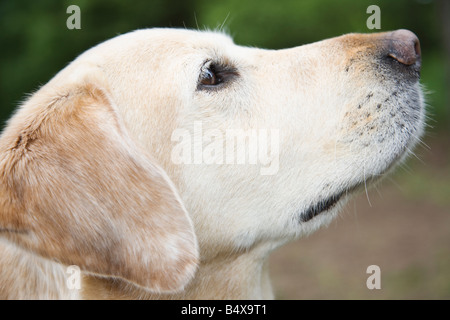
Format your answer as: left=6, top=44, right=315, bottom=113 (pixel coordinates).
left=384, top=29, right=421, bottom=66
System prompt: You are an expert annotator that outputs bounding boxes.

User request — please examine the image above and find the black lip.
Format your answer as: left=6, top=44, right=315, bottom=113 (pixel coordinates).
left=299, top=192, right=344, bottom=223
left=298, top=179, right=374, bottom=223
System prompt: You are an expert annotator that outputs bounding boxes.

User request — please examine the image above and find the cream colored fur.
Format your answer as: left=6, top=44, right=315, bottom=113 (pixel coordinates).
left=0, top=28, right=424, bottom=299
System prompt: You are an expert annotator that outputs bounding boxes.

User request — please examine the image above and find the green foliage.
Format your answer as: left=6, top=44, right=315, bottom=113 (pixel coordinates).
left=0, top=0, right=447, bottom=130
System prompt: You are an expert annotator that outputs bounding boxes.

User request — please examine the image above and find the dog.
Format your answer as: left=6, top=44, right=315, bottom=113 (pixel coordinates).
left=0, top=28, right=424, bottom=299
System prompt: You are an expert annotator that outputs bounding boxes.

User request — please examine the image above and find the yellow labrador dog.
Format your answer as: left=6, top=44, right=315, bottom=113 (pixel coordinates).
left=0, top=28, right=424, bottom=299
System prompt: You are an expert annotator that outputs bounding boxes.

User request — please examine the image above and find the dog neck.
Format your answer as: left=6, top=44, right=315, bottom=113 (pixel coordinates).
left=81, top=243, right=275, bottom=300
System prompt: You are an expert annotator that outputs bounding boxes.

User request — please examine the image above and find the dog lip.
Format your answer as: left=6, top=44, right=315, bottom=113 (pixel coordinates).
left=299, top=191, right=344, bottom=223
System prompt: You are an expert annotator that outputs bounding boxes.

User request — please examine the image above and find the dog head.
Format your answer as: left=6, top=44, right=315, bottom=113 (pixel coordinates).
left=0, top=28, right=424, bottom=291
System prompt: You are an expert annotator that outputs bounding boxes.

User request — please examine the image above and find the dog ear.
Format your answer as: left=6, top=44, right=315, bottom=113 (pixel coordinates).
left=0, top=81, right=198, bottom=293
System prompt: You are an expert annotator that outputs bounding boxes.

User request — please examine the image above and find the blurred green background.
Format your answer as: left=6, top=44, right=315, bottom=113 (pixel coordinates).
left=0, top=0, right=449, bottom=299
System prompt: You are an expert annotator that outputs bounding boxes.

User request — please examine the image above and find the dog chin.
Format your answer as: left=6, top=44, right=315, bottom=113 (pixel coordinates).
left=297, top=130, right=420, bottom=225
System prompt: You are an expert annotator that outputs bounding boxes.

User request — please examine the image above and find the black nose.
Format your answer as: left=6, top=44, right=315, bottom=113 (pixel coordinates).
left=384, top=29, right=421, bottom=66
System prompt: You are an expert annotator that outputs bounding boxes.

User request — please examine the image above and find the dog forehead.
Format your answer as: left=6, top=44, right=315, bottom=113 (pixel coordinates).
left=138, top=28, right=234, bottom=43
left=92, top=28, right=235, bottom=56
left=73, top=28, right=241, bottom=74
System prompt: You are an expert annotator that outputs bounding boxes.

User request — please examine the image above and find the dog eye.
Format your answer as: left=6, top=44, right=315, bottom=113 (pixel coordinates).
left=200, top=67, right=221, bottom=86
left=198, top=61, right=238, bottom=90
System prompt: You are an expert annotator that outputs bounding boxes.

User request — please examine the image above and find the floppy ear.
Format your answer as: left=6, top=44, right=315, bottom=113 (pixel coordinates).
left=0, top=81, right=198, bottom=293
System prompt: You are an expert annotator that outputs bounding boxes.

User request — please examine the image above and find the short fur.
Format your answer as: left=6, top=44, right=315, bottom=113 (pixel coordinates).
left=0, top=29, right=424, bottom=299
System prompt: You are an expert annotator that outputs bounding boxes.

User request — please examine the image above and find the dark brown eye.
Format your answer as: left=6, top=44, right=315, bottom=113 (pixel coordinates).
left=200, top=67, right=220, bottom=86
left=197, top=61, right=238, bottom=91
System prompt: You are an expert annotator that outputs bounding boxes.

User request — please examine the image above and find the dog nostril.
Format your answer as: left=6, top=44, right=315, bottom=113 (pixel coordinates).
left=386, top=29, right=421, bottom=66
